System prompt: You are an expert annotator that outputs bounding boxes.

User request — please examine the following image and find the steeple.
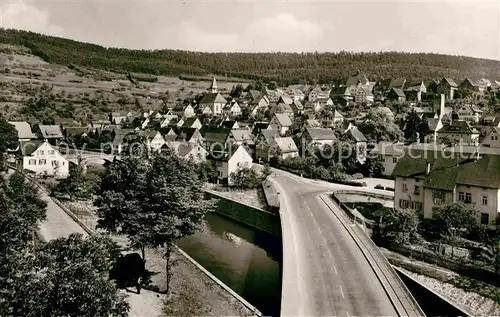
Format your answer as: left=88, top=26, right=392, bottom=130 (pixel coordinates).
left=209, top=76, right=218, bottom=93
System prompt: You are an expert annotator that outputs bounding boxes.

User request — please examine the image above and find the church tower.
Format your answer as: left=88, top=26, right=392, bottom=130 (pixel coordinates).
left=209, top=76, right=218, bottom=93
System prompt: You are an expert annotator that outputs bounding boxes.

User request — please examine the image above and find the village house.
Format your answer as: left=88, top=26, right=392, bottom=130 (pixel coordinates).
left=480, top=113, right=500, bottom=128
left=182, top=117, right=203, bottom=130
left=458, top=78, right=485, bottom=98
left=354, top=85, right=374, bottom=103
left=269, top=113, right=293, bottom=136
left=272, top=137, right=299, bottom=160
left=481, top=128, right=500, bottom=148
left=208, top=144, right=253, bottom=185
left=251, top=122, right=271, bottom=138
left=393, top=152, right=500, bottom=226
left=457, top=104, right=483, bottom=123
left=171, top=104, right=195, bottom=118
left=387, top=88, right=406, bottom=102
left=142, top=131, right=166, bottom=152
left=164, top=129, right=177, bottom=142
left=321, top=109, right=344, bottom=128
left=303, top=128, right=336, bottom=148
left=270, top=103, right=294, bottom=118
left=203, top=127, right=232, bottom=151
left=165, top=141, right=208, bottom=163
left=255, top=129, right=281, bottom=162
left=224, top=101, right=242, bottom=117
left=9, top=121, right=36, bottom=142
left=436, top=120, right=480, bottom=146
left=230, top=129, right=254, bottom=147
left=436, top=77, right=458, bottom=100
left=110, top=112, right=128, bottom=125
left=404, top=80, right=427, bottom=102
left=341, top=126, right=367, bottom=164
left=346, top=70, right=370, bottom=94
left=369, top=142, right=405, bottom=177
left=22, top=140, right=69, bottom=178
left=177, top=127, right=204, bottom=144
left=38, top=125, right=64, bottom=145
left=330, top=86, right=352, bottom=106
left=159, top=115, right=177, bottom=128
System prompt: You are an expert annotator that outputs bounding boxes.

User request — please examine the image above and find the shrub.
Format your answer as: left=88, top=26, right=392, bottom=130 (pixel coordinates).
left=352, top=173, right=364, bottom=180
left=374, top=184, right=385, bottom=190
left=385, top=187, right=395, bottom=191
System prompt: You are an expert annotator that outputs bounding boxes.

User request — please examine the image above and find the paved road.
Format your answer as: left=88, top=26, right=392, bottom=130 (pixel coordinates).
left=270, top=171, right=401, bottom=317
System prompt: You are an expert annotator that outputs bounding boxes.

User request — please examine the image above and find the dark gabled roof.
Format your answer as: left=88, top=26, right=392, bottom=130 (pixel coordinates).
left=199, top=93, right=227, bottom=104
left=20, top=140, right=44, bottom=156
left=220, top=120, right=237, bottom=129
left=202, top=127, right=231, bottom=143
left=393, top=152, right=500, bottom=190
left=459, top=78, right=478, bottom=87
left=391, top=88, right=406, bottom=98
left=346, top=71, right=369, bottom=86
left=248, top=90, right=263, bottom=101
left=39, top=125, right=64, bottom=138
left=441, top=77, right=458, bottom=87
left=438, top=120, right=479, bottom=135
left=64, top=127, right=89, bottom=137
left=207, top=144, right=248, bottom=162
left=404, top=80, right=426, bottom=91
left=259, top=129, right=280, bottom=145
left=346, top=127, right=367, bottom=142
left=178, top=127, right=201, bottom=142
left=330, top=85, right=351, bottom=97
left=252, top=122, right=270, bottom=136
left=183, top=117, right=200, bottom=127
left=389, top=78, right=406, bottom=89
left=306, top=128, right=336, bottom=141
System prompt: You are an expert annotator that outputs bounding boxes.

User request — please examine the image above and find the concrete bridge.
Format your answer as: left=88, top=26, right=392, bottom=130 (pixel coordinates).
left=268, top=169, right=425, bottom=317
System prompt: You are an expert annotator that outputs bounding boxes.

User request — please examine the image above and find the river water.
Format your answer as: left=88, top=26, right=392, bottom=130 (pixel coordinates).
left=178, top=212, right=283, bottom=317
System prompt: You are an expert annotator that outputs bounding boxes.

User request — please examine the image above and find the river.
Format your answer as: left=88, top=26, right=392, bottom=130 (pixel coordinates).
left=178, top=212, right=283, bottom=317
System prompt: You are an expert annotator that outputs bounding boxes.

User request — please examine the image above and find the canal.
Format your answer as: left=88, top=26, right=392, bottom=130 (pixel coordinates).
left=178, top=212, right=283, bottom=317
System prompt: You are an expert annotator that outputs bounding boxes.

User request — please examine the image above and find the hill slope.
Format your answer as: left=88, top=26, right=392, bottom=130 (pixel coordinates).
left=1, top=28, right=500, bottom=85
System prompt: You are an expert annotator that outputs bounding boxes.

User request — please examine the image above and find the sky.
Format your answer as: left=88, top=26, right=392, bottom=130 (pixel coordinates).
left=0, top=0, right=499, bottom=60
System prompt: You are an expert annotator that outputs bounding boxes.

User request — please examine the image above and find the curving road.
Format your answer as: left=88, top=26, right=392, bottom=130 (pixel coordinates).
left=269, top=171, right=421, bottom=317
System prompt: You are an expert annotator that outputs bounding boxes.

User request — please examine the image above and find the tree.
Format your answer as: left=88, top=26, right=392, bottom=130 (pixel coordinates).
left=229, top=167, right=266, bottom=189
left=379, top=209, right=421, bottom=245
left=433, top=203, right=479, bottom=256
left=0, top=118, right=18, bottom=153
left=54, top=164, right=101, bottom=200
left=357, top=108, right=403, bottom=142
left=96, top=149, right=217, bottom=294
left=363, top=154, right=384, bottom=177
left=7, top=234, right=128, bottom=317
left=230, top=84, right=244, bottom=98
left=403, top=110, right=428, bottom=142
left=142, top=151, right=217, bottom=294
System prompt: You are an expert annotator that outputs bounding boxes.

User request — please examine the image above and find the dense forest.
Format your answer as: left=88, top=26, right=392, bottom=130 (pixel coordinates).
left=1, top=28, right=500, bottom=85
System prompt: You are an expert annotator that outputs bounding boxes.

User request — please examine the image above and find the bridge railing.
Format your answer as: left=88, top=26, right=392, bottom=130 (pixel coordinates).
left=320, top=195, right=425, bottom=317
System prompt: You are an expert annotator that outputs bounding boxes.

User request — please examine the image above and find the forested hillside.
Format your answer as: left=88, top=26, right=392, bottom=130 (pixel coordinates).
left=1, top=28, right=500, bottom=85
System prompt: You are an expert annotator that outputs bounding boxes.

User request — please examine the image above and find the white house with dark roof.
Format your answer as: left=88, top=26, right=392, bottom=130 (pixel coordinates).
left=208, top=145, right=253, bottom=185
left=9, top=121, right=36, bottom=141
left=436, top=120, right=480, bottom=146
left=437, top=77, right=458, bottom=100
left=224, top=101, right=242, bottom=117
left=342, top=126, right=368, bottom=163
left=393, top=152, right=500, bottom=226
left=269, top=113, right=293, bottom=136
left=304, top=128, right=336, bottom=148
left=23, top=140, right=69, bottom=178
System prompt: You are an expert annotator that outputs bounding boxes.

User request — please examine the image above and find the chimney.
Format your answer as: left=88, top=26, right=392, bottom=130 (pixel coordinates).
left=426, top=161, right=431, bottom=175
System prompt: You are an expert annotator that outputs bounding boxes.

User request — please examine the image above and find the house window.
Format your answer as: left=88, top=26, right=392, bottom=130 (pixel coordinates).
left=48, top=150, right=55, bottom=155
left=482, top=195, right=488, bottom=205
left=414, top=186, right=420, bottom=195
left=51, top=160, right=59, bottom=167
left=38, top=159, right=46, bottom=165
left=393, top=157, right=398, bottom=163
left=402, top=183, right=408, bottom=193
left=29, top=159, right=36, bottom=165
left=465, top=193, right=472, bottom=203
left=458, top=192, right=465, bottom=201
left=433, top=190, right=445, bottom=204
left=480, top=213, right=489, bottom=225
left=411, top=201, right=422, bottom=211
left=399, top=199, right=409, bottom=209
left=38, top=150, right=44, bottom=156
